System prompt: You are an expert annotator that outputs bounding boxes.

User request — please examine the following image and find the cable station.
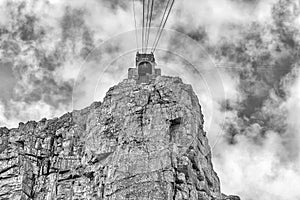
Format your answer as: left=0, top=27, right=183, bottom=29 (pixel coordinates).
left=128, top=0, right=175, bottom=84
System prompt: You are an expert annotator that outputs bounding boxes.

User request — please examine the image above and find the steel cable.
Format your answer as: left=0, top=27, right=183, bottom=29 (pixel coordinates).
left=132, top=0, right=139, bottom=50
left=142, top=0, right=145, bottom=52
left=145, top=0, right=150, bottom=52
left=146, top=0, right=154, bottom=53
left=153, top=0, right=175, bottom=52
left=151, top=0, right=171, bottom=52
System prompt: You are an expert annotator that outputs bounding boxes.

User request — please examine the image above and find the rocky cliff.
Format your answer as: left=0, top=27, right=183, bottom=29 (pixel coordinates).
left=0, top=76, right=240, bottom=200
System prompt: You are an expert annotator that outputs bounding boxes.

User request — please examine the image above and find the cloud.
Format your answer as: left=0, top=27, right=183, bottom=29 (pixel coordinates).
left=173, top=0, right=277, bottom=43
left=0, top=99, right=68, bottom=128
left=0, top=0, right=300, bottom=200
left=0, top=0, right=137, bottom=127
left=212, top=67, right=300, bottom=199
left=214, top=130, right=300, bottom=200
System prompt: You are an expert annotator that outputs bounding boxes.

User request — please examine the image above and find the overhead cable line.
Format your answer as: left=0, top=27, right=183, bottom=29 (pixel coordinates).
left=145, top=0, right=150, bottom=53
left=151, top=0, right=171, bottom=52
left=145, top=0, right=150, bottom=52
left=142, top=0, right=145, bottom=52
left=132, top=0, right=139, bottom=50
left=133, top=0, right=175, bottom=53
left=146, top=0, right=154, bottom=53
left=153, top=0, right=175, bottom=52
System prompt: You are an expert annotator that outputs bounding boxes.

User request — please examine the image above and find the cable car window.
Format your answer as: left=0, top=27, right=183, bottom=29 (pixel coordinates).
left=138, top=62, right=152, bottom=76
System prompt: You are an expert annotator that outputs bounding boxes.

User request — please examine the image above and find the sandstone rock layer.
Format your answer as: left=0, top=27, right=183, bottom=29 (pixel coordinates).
left=0, top=76, right=239, bottom=200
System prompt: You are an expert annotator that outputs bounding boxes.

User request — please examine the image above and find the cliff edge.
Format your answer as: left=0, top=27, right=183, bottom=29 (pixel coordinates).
left=0, top=76, right=240, bottom=200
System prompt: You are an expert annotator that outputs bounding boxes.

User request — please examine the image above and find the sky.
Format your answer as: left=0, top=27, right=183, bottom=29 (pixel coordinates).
left=0, top=0, right=300, bottom=199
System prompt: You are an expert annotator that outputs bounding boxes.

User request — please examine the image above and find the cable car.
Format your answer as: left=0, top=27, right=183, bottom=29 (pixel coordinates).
left=128, top=52, right=161, bottom=84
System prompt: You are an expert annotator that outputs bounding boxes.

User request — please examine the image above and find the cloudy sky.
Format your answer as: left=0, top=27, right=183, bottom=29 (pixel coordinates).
left=0, top=0, right=300, bottom=199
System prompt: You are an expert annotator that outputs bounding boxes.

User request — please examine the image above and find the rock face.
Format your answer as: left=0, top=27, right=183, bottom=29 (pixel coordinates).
left=0, top=76, right=240, bottom=200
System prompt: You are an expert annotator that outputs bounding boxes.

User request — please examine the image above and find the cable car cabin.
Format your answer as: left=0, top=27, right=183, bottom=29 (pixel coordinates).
left=128, top=52, right=161, bottom=84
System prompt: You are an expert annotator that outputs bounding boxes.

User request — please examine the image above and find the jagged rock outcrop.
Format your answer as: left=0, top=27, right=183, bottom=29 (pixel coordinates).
left=0, top=76, right=240, bottom=200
